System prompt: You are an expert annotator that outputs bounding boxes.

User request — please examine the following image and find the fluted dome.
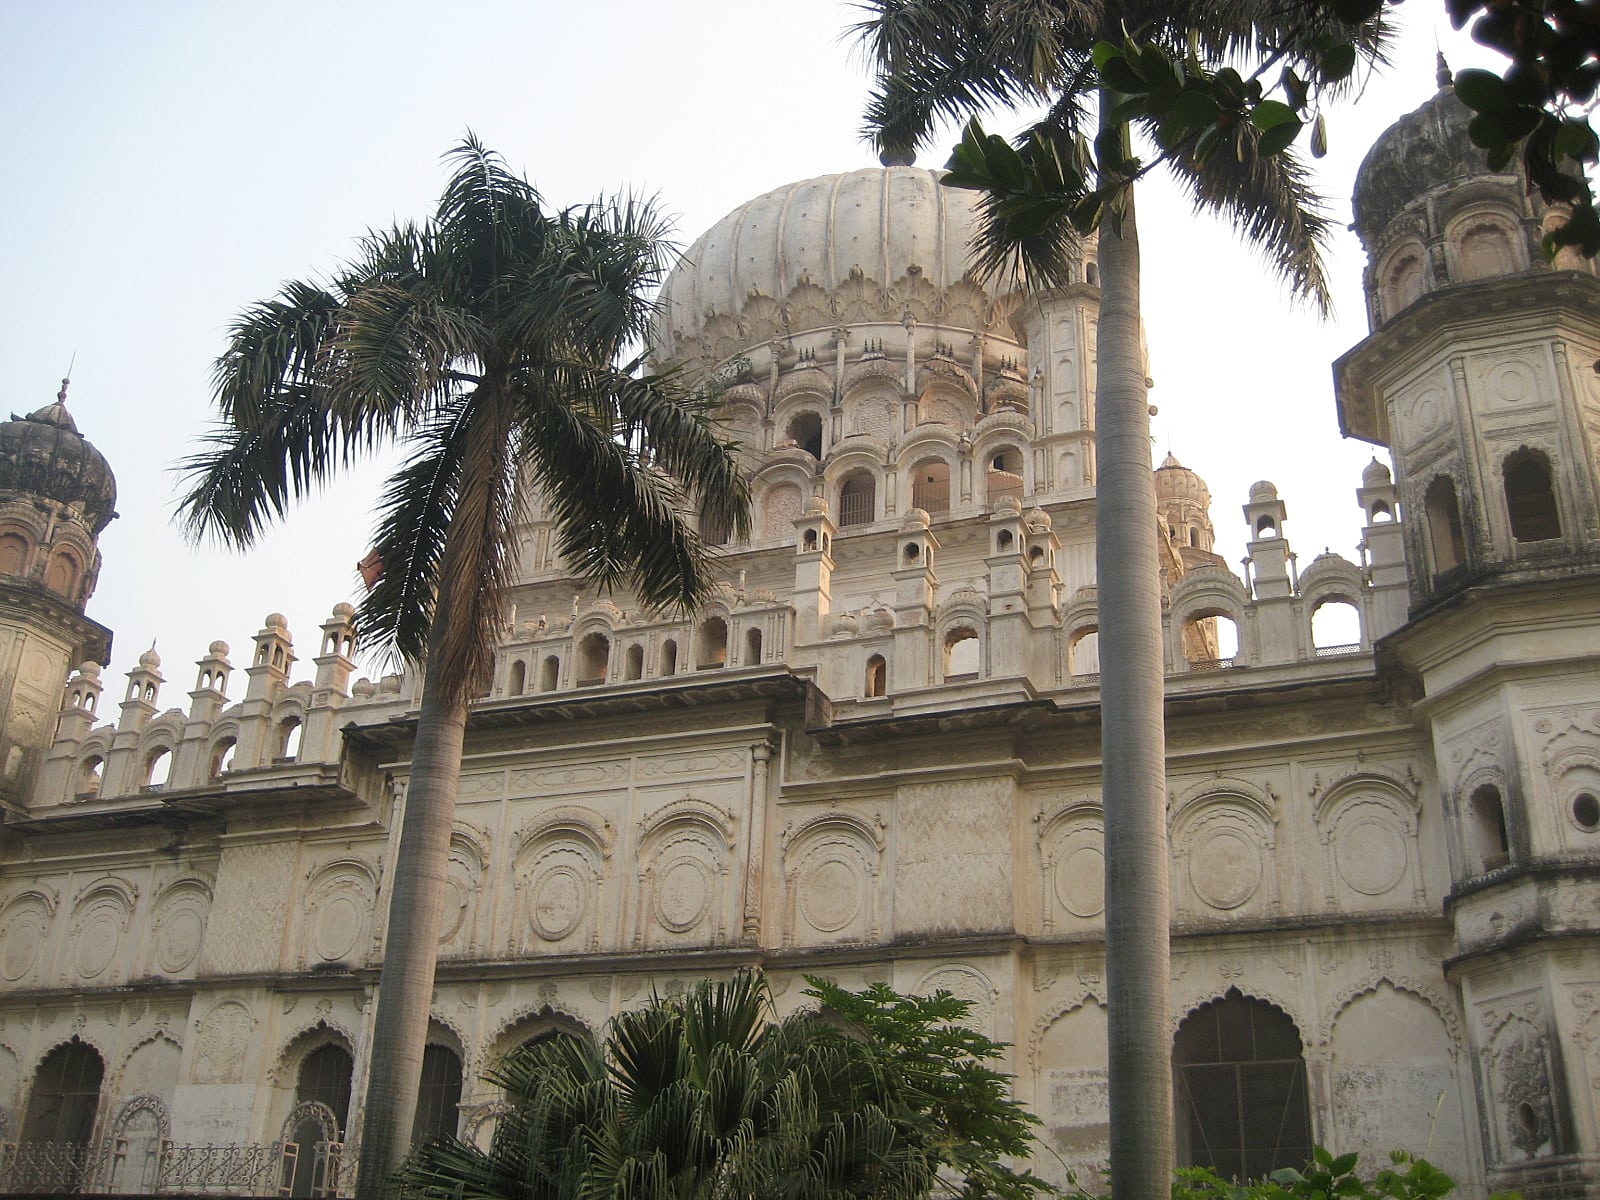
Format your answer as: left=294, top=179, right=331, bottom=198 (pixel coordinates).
left=655, top=166, right=1047, bottom=366
left=1351, top=80, right=1488, bottom=248
left=1155, top=452, right=1211, bottom=503
left=0, top=389, right=117, bottom=533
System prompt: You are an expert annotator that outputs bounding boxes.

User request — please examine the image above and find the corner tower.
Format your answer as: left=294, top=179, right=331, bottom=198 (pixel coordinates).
left=0, top=380, right=115, bottom=807
left=1335, top=65, right=1600, bottom=1200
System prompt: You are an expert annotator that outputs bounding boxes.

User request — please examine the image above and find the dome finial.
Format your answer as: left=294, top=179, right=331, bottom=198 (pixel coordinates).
left=1435, top=50, right=1452, bottom=90
left=56, top=376, right=70, bottom=405
left=879, top=146, right=915, bottom=168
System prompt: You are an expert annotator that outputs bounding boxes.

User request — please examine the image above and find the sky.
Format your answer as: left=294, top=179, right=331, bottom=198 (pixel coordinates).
left=0, top=1, right=1506, bottom=693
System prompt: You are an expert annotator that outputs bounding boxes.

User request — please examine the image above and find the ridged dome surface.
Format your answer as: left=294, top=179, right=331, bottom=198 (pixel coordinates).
left=1351, top=85, right=1488, bottom=246
left=655, top=166, right=1045, bottom=364
left=1155, top=452, right=1211, bottom=503
left=0, top=396, right=117, bottom=533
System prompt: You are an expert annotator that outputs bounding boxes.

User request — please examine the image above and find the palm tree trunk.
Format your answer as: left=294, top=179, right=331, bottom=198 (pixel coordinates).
left=354, top=638, right=469, bottom=1197
left=1094, top=90, right=1174, bottom=1200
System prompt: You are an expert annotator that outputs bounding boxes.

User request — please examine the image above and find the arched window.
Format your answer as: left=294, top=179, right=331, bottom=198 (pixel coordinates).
left=986, top=448, right=1025, bottom=505
left=698, top=617, right=728, bottom=670
left=145, top=747, right=173, bottom=789
left=1369, top=500, right=1393, bottom=523
left=1458, top=222, right=1514, bottom=280
left=1069, top=629, right=1100, bottom=676
left=21, top=1039, right=105, bottom=1147
left=911, top=459, right=951, bottom=514
left=839, top=472, right=876, bottom=527
left=508, top=660, right=527, bottom=696
left=865, top=654, right=887, bottom=697
left=279, top=718, right=303, bottom=762
left=1471, top=783, right=1511, bottom=871
left=787, top=411, right=823, bottom=458
left=288, top=1043, right=354, bottom=1197
left=944, top=628, right=979, bottom=681
left=577, top=633, right=610, bottom=686
left=1503, top=449, right=1561, bottom=542
left=1310, top=599, right=1362, bottom=653
left=77, top=755, right=104, bottom=798
left=0, top=531, right=28, bottom=575
left=411, top=1043, right=464, bottom=1146
left=44, top=552, right=78, bottom=597
left=1254, top=515, right=1278, bottom=539
left=209, top=739, right=237, bottom=779
left=660, top=639, right=678, bottom=676
left=1382, top=251, right=1425, bottom=318
left=1425, top=476, right=1467, bottom=576
left=1181, top=612, right=1238, bottom=670
left=538, top=655, right=559, bottom=692
left=1173, top=993, right=1312, bottom=1180
left=624, top=643, right=644, bottom=681
left=744, top=626, right=763, bottom=666
left=700, top=508, right=732, bottom=548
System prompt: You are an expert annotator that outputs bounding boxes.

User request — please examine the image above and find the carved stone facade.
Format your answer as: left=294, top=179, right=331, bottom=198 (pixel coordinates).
left=0, top=84, right=1597, bottom=1199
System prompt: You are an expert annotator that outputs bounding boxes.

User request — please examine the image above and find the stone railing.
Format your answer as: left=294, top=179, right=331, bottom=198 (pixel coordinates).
left=0, top=1137, right=347, bottom=1196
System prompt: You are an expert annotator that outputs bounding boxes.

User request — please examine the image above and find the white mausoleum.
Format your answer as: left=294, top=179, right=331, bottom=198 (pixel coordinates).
left=0, top=77, right=1598, bottom=1198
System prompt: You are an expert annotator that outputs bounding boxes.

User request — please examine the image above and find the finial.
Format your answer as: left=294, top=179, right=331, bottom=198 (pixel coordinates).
left=879, top=146, right=916, bottom=168
left=1435, top=50, right=1452, bottom=89
left=56, top=377, right=69, bottom=404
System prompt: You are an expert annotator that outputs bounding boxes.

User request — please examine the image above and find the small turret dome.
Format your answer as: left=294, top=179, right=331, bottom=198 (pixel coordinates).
left=1362, top=458, right=1393, bottom=487
left=138, top=646, right=162, bottom=670
left=1249, top=480, right=1280, bottom=503
left=208, top=640, right=231, bottom=656
left=1155, top=453, right=1212, bottom=504
left=0, top=382, right=117, bottom=533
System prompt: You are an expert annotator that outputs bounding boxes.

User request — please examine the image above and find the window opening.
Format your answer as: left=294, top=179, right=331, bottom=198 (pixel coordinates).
left=411, top=1043, right=464, bottom=1146
left=944, top=628, right=979, bottom=680
left=1503, top=450, right=1561, bottom=542
left=839, top=472, right=876, bottom=527
left=1424, top=477, right=1467, bottom=575
left=912, top=459, right=951, bottom=514
left=698, top=617, right=728, bottom=670
left=744, top=626, right=763, bottom=666
left=1471, top=784, right=1510, bottom=870
left=577, top=633, right=610, bottom=686
left=624, top=643, right=644, bottom=681
left=210, top=739, right=237, bottom=778
left=787, top=411, right=823, bottom=459
left=659, top=639, right=678, bottom=677
left=1310, top=599, right=1362, bottom=654
left=20, top=1039, right=104, bottom=1147
left=538, top=655, right=559, bottom=692
left=1173, top=993, right=1312, bottom=1181
left=508, top=660, right=526, bottom=696
left=145, top=747, right=173, bottom=789
left=865, top=654, right=887, bottom=697
left=986, top=448, right=1025, bottom=505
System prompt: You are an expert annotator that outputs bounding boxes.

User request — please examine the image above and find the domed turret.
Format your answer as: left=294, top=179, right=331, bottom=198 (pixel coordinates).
left=1155, top=452, right=1217, bottom=554
left=1347, top=57, right=1577, bottom=329
left=0, top=381, right=118, bottom=535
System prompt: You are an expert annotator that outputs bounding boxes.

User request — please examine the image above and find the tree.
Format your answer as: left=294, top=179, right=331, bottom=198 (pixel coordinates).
left=394, top=969, right=1050, bottom=1200
left=177, top=137, right=749, bottom=1198
left=852, top=7, right=1384, bottom=1200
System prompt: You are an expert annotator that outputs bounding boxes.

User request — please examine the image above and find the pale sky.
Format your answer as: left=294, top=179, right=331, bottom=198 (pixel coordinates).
left=0, top=2, right=1503, bottom=692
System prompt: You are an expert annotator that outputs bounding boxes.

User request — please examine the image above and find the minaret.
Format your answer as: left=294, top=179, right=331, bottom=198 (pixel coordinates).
left=0, top=379, right=116, bottom=807
left=1334, top=63, right=1600, bottom=1199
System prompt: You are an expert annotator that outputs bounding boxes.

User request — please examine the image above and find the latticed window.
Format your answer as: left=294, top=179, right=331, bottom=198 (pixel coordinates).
left=1174, top=993, right=1312, bottom=1181
left=296, top=1044, right=353, bottom=1133
left=839, top=473, right=875, bottom=527
left=20, top=1039, right=104, bottom=1145
left=411, top=1044, right=464, bottom=1145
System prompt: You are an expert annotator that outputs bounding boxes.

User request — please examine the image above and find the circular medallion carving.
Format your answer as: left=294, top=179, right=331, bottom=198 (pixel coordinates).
left=437, top=878, right=469, bottom=945
left=654, top=858, right=711, bottom=932
left=800, top=857, right=863, bottom=932
left=1335, top=817, right=1407, bottom=896
left=1189, top=829, right=1262, bottom=911
left=1409, top=388, right=1444, bottom=439
left=530, top=867, right=585, bottom=941
left=313, top=894, right=362, bottom=961
left=1054, top=846, right=1105, bottom=918
left=1, top=920, right=40, bottom=982
left=1490, top=361, right=1533, bottom=404
left=76, top=909, right=121, bottom=979
left=155, top=907, right=204, bottom=974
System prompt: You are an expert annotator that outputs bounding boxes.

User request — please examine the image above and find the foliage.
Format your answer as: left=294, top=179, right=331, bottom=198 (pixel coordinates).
left=1067, top=1146, right=1517, bottom=1200
left=177, top=135, right=749, bottom=700
left=393, top=970, right=1052, bottom=1200
left=1089, top=0, right=1599, bottom=258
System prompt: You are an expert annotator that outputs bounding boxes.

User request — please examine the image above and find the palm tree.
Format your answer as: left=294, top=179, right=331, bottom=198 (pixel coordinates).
left=394, top=970, right=1049, bottom=1200
left=178, top=137, right=749, bottom=1198
left=853, top=7, right=1378, bottom=1198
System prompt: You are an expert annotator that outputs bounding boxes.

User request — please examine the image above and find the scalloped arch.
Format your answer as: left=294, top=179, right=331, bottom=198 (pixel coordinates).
left=1321, top=974, right=1462, bottom=1050
left=1028, top=990, right=1106, bottom=1071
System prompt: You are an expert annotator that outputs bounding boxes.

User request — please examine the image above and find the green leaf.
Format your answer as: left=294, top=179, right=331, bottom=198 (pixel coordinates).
left=1330, top=1152, right=1359, bottom=1176
left=1271, top=1168, right=1306, bottom=1185
left=1469, top=107, right=1541, bottom=149
left=1453, top=68, right=1509, bottom=113
left=1282, top=68, right=1308, bottom=112
left=1257, top=116, right=1303, bottom=157
left=1555, top=118, right=1600, bottom=163
left=1100, top=55, right=1149, bottom=95
left=1252, top=100, right=1298, bottom=131
left=1169, top=87, right=1222, bottom=127
left=1333, top=0, right=1384, bottom=23
left=1091, top=41, right=1121, bottom=69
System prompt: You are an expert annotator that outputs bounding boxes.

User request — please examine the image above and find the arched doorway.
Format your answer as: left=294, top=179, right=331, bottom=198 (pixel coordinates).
left=21, top=1039, right=104, bottom=1146
left=284, top=1042, right=353, bottom=1197
left=1173, top=992, right=1312, bottom=1180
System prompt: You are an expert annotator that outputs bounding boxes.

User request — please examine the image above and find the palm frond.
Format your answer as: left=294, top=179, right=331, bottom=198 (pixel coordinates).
left=1162, top=124, right=1334, bottom=313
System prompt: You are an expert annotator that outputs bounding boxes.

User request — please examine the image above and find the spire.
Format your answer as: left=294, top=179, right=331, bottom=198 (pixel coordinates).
left=56, top=376, right=70, bottom=404
left=1436, top=51, right=1452, bottom=90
